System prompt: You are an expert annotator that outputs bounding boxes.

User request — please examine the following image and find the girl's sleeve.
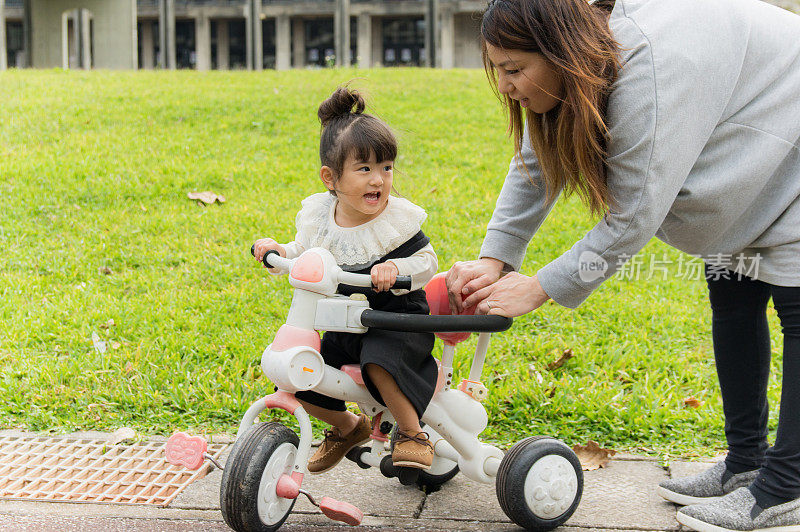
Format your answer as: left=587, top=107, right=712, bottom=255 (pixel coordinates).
left=387, top=243, right=438, bottom=294
left=281, top=241, right=305, bottom=260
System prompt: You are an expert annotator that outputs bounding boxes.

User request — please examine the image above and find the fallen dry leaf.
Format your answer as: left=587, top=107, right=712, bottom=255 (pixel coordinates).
left=683, top=396, right=705, bottom=408
left=99, top=266, right=113, bottom=275
left=111, top=427, right=136, bottom=445
left=572, top=440, right=617, bottom=471
left=187, top=191, right=226, bottom=205
left=546, top=348, right=574, bottom=371
left=99, top=319, right=115, bottom=329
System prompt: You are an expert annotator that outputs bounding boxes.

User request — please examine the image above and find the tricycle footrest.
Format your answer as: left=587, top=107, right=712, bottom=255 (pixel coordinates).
left=319, top=497, right=363, bottom=526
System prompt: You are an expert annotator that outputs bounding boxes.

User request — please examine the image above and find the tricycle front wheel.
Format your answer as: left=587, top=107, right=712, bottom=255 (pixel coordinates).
left=496, top=436, right=583, bottom=531
left=220, top=422, right=299, bottom=532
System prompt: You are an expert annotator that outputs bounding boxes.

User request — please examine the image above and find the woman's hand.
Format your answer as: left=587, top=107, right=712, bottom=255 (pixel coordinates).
left=371, top=262, right=399, bottom=292
left=471, top=272, right=550, bottom=317
left=252, top=238, right=286, bottom=272
left=446, top=258, right=505, bottom=314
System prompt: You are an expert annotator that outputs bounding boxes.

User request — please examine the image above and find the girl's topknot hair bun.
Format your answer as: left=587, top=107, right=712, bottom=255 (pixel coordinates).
left=318, top=86, right=367, bottom=126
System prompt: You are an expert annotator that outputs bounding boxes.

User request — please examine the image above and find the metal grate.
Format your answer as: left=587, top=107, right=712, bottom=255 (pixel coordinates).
left=0, top=435, right=227, bottom=506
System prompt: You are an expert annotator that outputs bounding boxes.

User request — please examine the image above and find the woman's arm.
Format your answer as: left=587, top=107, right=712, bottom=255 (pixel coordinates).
left=535, top=13, right=730, bottom=308
left=479, top=128, right=562, bottom=272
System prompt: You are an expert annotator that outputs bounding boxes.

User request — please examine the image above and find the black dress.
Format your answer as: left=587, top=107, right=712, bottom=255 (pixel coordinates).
left=294, top=230, right=437, bottom=419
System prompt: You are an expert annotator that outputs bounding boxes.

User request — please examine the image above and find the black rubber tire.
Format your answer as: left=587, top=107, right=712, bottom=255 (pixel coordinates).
left=345, top=445, right=372, bottom=469
left=389, top=423, right=459, bottom=491
left=496, top=436, right=583, bottom=531
left=220, top=422, right=300, bottom=532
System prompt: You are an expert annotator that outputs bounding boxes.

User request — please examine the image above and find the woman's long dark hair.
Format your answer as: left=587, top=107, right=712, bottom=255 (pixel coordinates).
left=482, top=0, right=620, bottom=217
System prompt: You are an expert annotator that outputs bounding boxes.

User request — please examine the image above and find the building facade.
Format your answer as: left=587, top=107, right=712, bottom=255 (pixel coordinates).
left=3, top=0, right=798, bottom=71
left=1, top=0, right=485, bottom=70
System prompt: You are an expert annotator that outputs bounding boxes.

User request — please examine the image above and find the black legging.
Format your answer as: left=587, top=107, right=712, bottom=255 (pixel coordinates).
left=706, top=265, right=800, bottom=498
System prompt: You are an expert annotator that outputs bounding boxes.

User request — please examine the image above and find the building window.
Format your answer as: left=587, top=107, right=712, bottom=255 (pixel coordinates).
left=6, top=21, right=24, bottom=68
left=305, top=18, right=334, bottom=67
left=262, top=18, right=276, bottom=69
left=382, top=17, right=425, bottom=67
left=175, top=19, right=195, bottom=69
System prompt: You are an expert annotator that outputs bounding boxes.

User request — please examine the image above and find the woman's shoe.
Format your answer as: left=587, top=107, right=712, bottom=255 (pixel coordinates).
left=307, top=413, right=371, bottom=474
left=658, top=461, right=759, bottom=505
left=392, top=430, right=434, bottom=469
left=677, top=487, right=800, bottom=532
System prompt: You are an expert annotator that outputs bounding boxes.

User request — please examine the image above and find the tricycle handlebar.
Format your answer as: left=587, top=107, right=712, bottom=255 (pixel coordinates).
left=251, top=246, right=412, bottom=291
left=359, top=309, right=513, bottom=333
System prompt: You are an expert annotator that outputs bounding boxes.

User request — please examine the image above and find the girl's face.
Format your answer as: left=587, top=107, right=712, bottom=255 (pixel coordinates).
left=485, top=44, right=563, bottom=114
left=321, top=153, right=394, bottom=227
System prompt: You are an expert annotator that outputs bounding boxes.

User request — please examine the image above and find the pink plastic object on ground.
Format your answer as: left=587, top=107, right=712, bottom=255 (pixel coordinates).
left=424, top=273, right=475, bottom=345
left=319, top=497, right=363, bottom=526
left=165, top=432, right=208, bottom=470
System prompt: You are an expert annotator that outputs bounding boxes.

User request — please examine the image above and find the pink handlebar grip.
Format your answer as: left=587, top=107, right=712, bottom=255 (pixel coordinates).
left=165, top=432, right=208, bottom=470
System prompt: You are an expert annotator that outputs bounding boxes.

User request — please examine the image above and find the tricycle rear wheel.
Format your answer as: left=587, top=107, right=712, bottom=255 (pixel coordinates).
left=496, top=436, right=583, bottom=531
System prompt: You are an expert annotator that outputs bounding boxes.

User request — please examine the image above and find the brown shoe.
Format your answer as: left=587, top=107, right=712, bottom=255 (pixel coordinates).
left=308, top=413, right=371, bottom=474
left=392, top=430, right=434, bottom=470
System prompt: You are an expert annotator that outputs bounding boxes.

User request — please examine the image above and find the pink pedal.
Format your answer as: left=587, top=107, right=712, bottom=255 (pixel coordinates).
left=319, top=497, right=363, bottom=526
left=165, top=432, right=207, bottom=470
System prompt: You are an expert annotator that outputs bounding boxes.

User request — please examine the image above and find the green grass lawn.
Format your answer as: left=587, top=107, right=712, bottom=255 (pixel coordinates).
left=0, top=68, right=785, bottom=459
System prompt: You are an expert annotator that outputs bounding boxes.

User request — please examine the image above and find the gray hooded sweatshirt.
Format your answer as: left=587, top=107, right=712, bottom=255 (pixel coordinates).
left=479, top=0, right=800, bottom=308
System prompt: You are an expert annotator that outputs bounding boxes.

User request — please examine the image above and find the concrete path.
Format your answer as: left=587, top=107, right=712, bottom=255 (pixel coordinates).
left=0, top=447, right=713, bottom=531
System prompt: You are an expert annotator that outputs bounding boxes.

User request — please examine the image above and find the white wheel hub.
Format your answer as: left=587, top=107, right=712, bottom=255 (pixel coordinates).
left=523, top=454, right=578, bottom=519
left=256, top=442, right=297, bottom=525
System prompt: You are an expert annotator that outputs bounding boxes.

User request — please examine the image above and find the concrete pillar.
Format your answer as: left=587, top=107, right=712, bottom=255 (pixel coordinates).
left=80, top=8, right=91, bottom=69
left=159, top=0, right=175, bottom=69
left=22, top=0, right=32, bottom=67
left=216, top=19, right=229, bottom=70
left=292, top=17, right=304, bottom=68
left=195, top=12, right=210, bottom=71
left=439, top=6, right=454, bottom=69
left=0, top=0, right=7, bottom=71
left=245, top=0, right=262, bottom=70
left=356, top=13, right=370, bottom=68
left=371, top=15, right=382, bottom=67
left=72, top=9, right=81, bottom=68
left=274, top=14, right=290, bottom=70
left=334, top=0, right=350, bottom=67
left=60, top=10, right=67, bottom=68
left=141, top=20, right=155, bottom=69
left=424, top=0, right=437, bottom=68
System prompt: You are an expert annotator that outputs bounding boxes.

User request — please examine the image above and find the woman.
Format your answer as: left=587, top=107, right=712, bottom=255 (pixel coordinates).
left=446, top=0, right=800, bottom=530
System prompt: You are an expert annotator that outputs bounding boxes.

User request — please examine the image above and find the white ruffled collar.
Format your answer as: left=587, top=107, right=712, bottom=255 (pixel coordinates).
left=295, top=192, right=427, bottom=268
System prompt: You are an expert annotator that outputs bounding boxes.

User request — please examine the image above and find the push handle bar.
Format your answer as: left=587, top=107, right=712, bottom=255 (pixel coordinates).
left=251, top=245, right=412, bottom=291
left=359, top=309, right=513, bottom=333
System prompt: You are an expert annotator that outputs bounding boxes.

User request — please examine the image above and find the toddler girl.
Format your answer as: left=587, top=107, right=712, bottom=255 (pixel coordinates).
left=253, top=86, right=439, bottom=472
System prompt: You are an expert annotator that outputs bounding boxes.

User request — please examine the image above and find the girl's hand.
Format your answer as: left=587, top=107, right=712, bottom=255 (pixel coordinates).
left=471, top=272, right=550, bottom=317
left=446, top=258, right=505, bottom=314
left=252, top=238, right=286, bottom=272
left=371, top=262, right=399, bottom=292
